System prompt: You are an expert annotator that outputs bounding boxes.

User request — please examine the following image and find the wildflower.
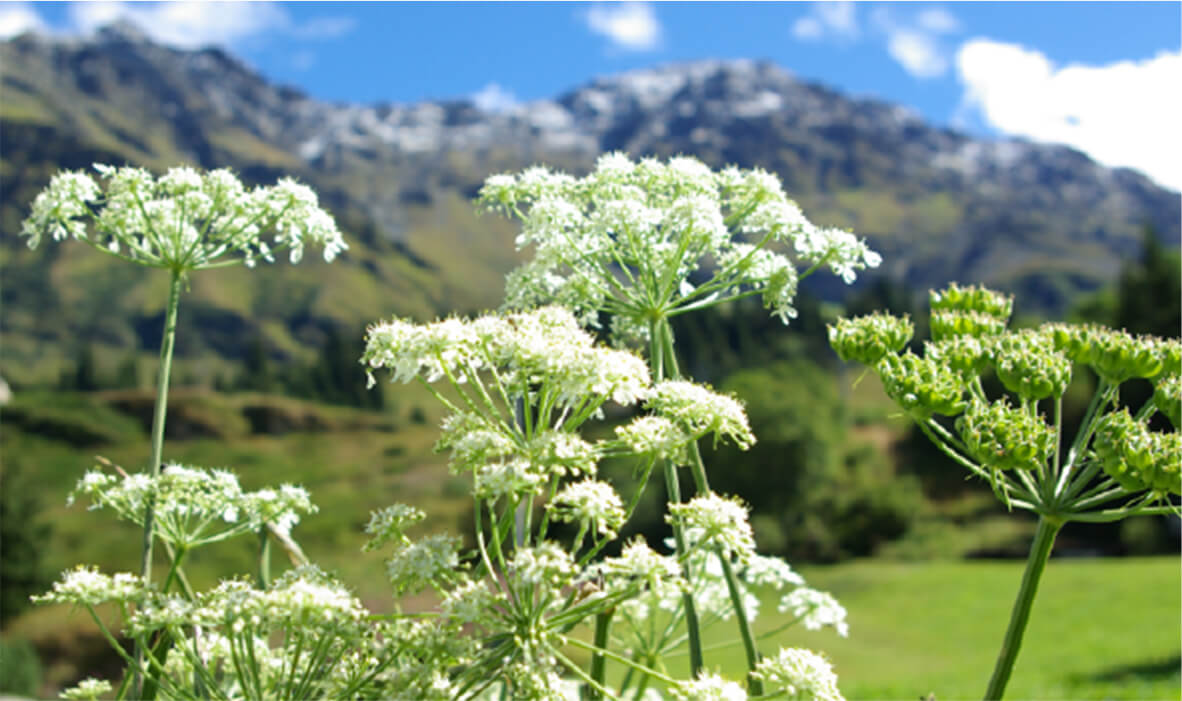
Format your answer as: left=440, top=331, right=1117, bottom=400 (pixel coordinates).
left=363, top=503, right=427, bottom=552
left=877, top=351, right=967, bottom=419
left=993, top=330, right=1072, bottom=401
left=34, top=566, right=144, bottom=607
left=1154, top=374, right=1181, bottom=428
left=743, top=554, right=805, bottom=590
left=925, top=335, right=993, bottom=379
left=957, top=399, right=1056, bottom=472
left=646, top=381, right=755, bottom=449
left=548, top=479, right=626, bottom=539
left=1093, top=410, right=1181, bottom=495
left=929, top=283, right=1013, bottom=321
left=754, top=647, right=845, bottom=701
left=670, top=672, right=748, bottom=701
left=480, top=153, right=878, bottom=340
left=778, top=587, right=850, bottom=638
left=615, top=415, right=690, bottom=462
left=385, top=533, right=462, bottom=595
left=929, top=310, right=1008, bottom=342
left=59, top=677, right=113, bottom=701
left=21, top=164, right=345, bottom=271
left=509, top=543, right=577, bottom=588
left=827, top=313, right=914, bottom=366
left=668, top=493, right=757, bottom=561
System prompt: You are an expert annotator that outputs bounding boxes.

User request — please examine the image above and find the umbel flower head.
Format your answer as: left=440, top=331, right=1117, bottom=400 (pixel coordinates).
left=827, top=312, right=914, bottom=366
left=22, top=164, right=347, bottom=272
left=479, top=152, right=879, bottom=340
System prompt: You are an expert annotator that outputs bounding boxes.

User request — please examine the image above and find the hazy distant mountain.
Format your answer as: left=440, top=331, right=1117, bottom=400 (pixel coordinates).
left=2, top=23, right=1178, bottom=383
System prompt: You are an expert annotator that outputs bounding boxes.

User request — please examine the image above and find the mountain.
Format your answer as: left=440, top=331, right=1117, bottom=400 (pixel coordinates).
left=2, top=23, right=1178, bottom=385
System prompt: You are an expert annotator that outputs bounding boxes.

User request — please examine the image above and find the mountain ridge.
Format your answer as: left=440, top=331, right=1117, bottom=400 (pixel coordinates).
left=2, top=25, right=1178, bottom=384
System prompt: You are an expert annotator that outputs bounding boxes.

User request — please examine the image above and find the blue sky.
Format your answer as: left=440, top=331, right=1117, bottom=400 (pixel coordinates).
left=3, top=2, right=1179, bottom=190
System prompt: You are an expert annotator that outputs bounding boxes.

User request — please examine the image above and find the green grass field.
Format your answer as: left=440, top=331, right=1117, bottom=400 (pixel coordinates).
left=672, top=557, right=1180, bottom=700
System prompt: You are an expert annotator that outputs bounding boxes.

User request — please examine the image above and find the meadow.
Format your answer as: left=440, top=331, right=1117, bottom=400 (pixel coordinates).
left=5, top=389, right=1178, bottom=698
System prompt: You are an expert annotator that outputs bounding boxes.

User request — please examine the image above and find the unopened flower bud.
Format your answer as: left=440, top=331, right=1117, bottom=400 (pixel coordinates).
left=1089, top=330, right=1163, bottom=384
left=1093, top=410, right=1180, bottom=494
left=993, top=330, right=1072, bottom=400
left=1154, top=374, right=1181, bottom=429
left=956, top=399, right=1055, bottom=471
left=877, top=352, right=967, bottom=419
left=930, top=310, right=1007, bottom=342
left=925, top=336, right=992, bottom=379
left=930, top=283, right=1013, bottom=320
left=827, top=313, right=913, bottom=366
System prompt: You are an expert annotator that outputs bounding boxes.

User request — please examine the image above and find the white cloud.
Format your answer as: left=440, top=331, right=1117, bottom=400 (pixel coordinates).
left=70, top=1, right=287, bottom=47
left=0, top=2, right=47, bottom=38
left=586, top=3, right=661, bottom=52
left=872, top=6, right=959, bottom=79
left=792, top=1, right=858, bottom=41
left=887, top=30, right=948, bottom=79
left=471, top=83, right=519, bottom=113
left=59, top=1, right=354, bottom=49
left=917, top=8, right=959, bottom=34
left=957, top=39, right=1182, bottom=191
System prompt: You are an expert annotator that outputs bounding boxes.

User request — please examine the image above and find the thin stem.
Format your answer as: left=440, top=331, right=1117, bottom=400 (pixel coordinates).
left=984, top=516, right=1062, bottom=700
left=134, top=269, right=184, bottom=695
left=718, top=553, right=763, bottom=696
left=589, top=610, right=614, bottom=699
left=663, top=458, right=704, bottom=676
left=257, top=526, right=272, bottom=589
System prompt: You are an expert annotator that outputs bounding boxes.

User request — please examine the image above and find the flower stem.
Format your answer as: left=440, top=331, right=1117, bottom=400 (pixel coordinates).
left=649, top=318, right=705, bottom=676
left=658, top=318, right=763, bottom=682
left=140, top=271, right=183, bottom=583
left=718, top=553, right=763, bottom=696
left=589, top=609, right=614, bottom=698
left=133, top=270, right=183, bottom=696
left=985, top=516, right=1062, bottom=700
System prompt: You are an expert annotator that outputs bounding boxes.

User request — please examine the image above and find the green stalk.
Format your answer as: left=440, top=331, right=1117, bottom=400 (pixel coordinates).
left=134, top=270, right=184, bottom=696
left=658, top=318, right=765, bottom=682
left=718, top=553, right=763, bottom=696
left=984, top=516, right=1062, bottom=700
left=258, top=526, right=272, bottom=589
left=649, top=317, right=705, bottom=676
left=588, top=609, right=614, bottom=699
left=663, top=458, right=705, bottom=675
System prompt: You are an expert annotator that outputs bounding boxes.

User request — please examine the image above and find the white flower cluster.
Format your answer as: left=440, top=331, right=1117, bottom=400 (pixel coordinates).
left=480, top=152, right=879, bottom=338
left=646, top=381, right=756, bottom=450
left=548, top=479, right=626, bottom=539
left=754, top=647, right=845, bottom=701
left=779, top=587, right=850, bottom=638
left=21, top=164, right=346, bottom=271
left=69, top=464, right=316, bottom=546
left=33, top=566, right=144, bottom=607
left=671, top=672, right=748, bottom=701
left=668, top=493, right=757, bottom=560
left=58, top=677, right=114, bottom=701
left=363, top=306, right=650, bottom=410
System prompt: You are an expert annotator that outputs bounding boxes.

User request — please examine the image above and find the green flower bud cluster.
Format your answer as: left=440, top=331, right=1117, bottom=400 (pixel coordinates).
left=1093, top=410, right=1181, bottom=494
left=1043, top=323, right=1164, bottom=384
left=1157, top=339, right=1182, bottom=380
left=993, top=330, right=1072, bottom=400
left=930, top=310, right=1008, bottom=342
left=925, top=335, right=993, bottom=379
left=877, top=352, right=967, bottom=419
left=930, top=283, right=1014, bottom=320
left=1154, top=374, right=1181, bottom=429
left=957, top=399, right=1055, bottom=472
left=928, top=283, right=1012, bottom=343
left=827, top=312, right=914, bottom=366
